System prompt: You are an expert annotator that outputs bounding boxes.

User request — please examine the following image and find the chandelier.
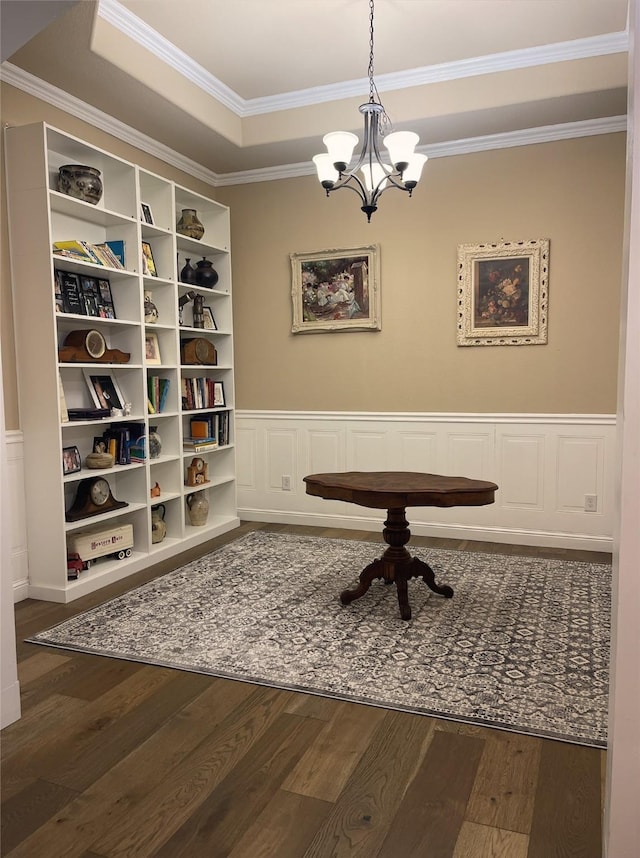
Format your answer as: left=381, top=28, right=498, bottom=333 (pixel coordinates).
left=312, top=0, right=427, bottom=222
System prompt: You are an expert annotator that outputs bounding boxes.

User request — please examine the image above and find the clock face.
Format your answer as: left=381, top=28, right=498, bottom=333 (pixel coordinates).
left=193, top=457, right=204, bottom=472
left=86, top=329, right=106, bottom=359
left=195, top=339, right=210, bottom=362
left=90, top=478, right=111, bottom=506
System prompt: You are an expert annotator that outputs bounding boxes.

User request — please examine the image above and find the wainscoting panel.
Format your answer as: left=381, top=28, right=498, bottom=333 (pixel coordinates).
left=5, top=431, right=28, bottom=601
left=236, top=412, right=616, bottom=551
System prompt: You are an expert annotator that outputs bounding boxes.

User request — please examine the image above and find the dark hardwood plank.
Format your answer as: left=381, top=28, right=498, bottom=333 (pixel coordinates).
left=528, top=740, right=602, bottom=858
left=464, top=730, right=540, bottom=833
left=0, top=778, right=79, bottom=855
left=3, top=679, right=256, bottom=858
left=301, top=709, right=434, bottom=858
left=154, top=712, right=322, bottom=857
left=0, top=693, right=88, bottom=761
left=2, top=665, right=177, bottom=800
left=91, top=686, right=295, bottom=857
left=453, top=820, right=529, bottom=857
left=227, top=790, right=333, bottom=858
left=282, top=699, right=387, bottom=802
left=377, top=729, right=484, bottom=858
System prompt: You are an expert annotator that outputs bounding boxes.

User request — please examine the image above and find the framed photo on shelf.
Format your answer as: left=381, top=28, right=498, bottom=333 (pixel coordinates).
left=456, top=238, right=550, bottom=346
left=213, top=381, right=225, bottom=407
left=145, top=332, right=162, bottom=365
left=140, top=202, right=154, bottom=225
left=80, top=276, right=101, bottom=317
left=141, top=241, right=158, bottom=277
left=62, top=445, right=82, bottom=475
left=97, top=278, right=116, bottom=318
left=202, top=306, right=217, bottom=330
left=290, top=244, right=381, bottom=333
left=84, top=371, right=125, bottom=412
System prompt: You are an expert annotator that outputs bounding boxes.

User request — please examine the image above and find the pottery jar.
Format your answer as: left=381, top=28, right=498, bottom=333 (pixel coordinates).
left=58, top=165, right=103, bottom=205
left=144, top=290, right=159, bottom=323
left=186, top=491, right=209, bottom=526
left=176, top=209, right=204, bottom=240
left=151, top=504, right=167, bottom=543
left=179, top=258, right=196, bottom=284
left=148, top=426, right=162, bottom=459
left=194, top=258, right=219, bottom=289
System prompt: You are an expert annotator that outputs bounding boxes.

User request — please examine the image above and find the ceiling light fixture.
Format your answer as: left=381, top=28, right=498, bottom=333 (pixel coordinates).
left=312, top=0, right=427, bottom=222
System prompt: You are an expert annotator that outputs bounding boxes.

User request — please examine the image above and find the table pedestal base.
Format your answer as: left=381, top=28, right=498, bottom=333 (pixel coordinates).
left=340, top=507, right=453, bottom=620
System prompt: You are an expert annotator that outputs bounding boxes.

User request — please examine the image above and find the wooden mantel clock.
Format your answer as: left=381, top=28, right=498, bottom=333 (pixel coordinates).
left=186, top=457, right=209, bottom=486
left=65, top=476, right=129, bottom=522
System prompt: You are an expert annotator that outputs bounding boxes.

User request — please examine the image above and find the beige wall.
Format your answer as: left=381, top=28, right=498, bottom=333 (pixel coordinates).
left=217, top=134, right=625, bottom=414
left=1, top=82, right=626, bottom=428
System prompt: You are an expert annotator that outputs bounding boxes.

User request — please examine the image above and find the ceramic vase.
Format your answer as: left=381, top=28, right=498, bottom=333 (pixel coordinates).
left=186, top=491, right=209, bottom=526
left=194, top=258, right=219, bottom=289
left=148, top=426, right=162, bottom=459
left=144, top=290, right=158, bottom=323
left=176, top=209, right=204, bottom=240
left=179, top=258, right=196, bottom=284
left=58, top=164, right=103, bottom=205
left=151, top=503, right=167, bottom=543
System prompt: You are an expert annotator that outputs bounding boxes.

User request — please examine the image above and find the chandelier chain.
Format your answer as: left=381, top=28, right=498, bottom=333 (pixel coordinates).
left=368, top=0, right=375, bottom=103
left=367, top=0, right=392, bottom=133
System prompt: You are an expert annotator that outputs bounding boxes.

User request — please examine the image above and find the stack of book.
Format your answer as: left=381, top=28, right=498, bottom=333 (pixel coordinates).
left=188, top=413, right=229, bottom=447
left=52, top=239, right=125, bottom=269
left=183, top=436, right=218, bottom=453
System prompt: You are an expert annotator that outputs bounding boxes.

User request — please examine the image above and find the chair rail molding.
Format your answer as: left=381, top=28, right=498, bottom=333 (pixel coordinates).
left=236, top=410, right=616, bottom=551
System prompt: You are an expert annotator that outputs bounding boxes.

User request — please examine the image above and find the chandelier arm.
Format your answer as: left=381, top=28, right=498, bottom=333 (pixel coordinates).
left=329, top=173, right=370, bottom=206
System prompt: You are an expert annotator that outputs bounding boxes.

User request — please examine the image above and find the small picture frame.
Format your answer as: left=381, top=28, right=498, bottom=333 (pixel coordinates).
left=141, top=241, right=158, bottom=277
left=97, top=278, right=116, bottom=319
left=213, top=381, right=225, bottom=407
left=93, top=436, right=108, bottom=453
left=202, top=306, right=217, bottom=330
left=145, top=332, right=162, bottom=365
left=62, top=445, right=82, bottom=475
left=84, top=371, right=125, bottom=411
left=140, top=202, right=154, bottom=225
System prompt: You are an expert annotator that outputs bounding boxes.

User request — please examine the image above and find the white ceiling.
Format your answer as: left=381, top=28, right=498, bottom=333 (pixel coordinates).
left=0, top=0, right=630, bottom=182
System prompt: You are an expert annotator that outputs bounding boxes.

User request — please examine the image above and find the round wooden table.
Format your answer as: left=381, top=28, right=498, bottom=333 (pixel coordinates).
left=304, top=471, right=498, bottom=620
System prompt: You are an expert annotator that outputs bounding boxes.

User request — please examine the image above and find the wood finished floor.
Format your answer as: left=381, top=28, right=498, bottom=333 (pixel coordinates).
left=1, top=522, right=609, bottom=858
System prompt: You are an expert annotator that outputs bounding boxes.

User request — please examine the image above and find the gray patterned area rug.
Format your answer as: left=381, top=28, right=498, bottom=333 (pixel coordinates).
left=29, top=531, right=610, bottom=747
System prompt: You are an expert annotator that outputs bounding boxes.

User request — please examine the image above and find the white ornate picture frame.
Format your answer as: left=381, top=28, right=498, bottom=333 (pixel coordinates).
left=457, top=239, right=549, bottom=346
left=291, top=245, right=381, bottom=333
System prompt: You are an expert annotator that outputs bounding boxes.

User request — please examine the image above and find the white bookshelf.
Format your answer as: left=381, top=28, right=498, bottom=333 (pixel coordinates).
left=5, top=122, right=239, bottom=602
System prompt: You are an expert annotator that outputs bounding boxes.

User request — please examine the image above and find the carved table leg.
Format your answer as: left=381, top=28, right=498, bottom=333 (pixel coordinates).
left=339, top=507, right=453, bottom=620
left=340, top=558, right=384, bottom=605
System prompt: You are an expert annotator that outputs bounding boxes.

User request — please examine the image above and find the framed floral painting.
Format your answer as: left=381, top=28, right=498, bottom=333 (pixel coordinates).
left=457, top=239, right=549, bottom=346
left=290, top=245, right=381, bottom=333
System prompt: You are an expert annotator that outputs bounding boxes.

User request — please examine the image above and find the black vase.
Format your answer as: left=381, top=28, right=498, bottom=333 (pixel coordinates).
left=179, top=258, right=196, bottom=284
left=194, top=258, right=219, bottom=289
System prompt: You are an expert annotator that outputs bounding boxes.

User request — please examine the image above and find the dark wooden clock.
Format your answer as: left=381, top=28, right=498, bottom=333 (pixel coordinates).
left=181, top=338, right=217, bottom=365
left=65, top=476, right=129, bottom=522
left=58, top=329, right=131, bottom=363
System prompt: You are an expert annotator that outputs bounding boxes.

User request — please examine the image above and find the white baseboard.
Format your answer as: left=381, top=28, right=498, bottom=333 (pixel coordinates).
left=239, top=508, right=613, bottom=552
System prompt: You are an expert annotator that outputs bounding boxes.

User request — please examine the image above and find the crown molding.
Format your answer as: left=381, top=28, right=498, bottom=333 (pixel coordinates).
left=98, top=0, right=628, bottom=117
left=215, top=115, right=628, bottom=186
left=0, top=63, right=627, bottom=188
left=0, top=63, right=221, bottom=186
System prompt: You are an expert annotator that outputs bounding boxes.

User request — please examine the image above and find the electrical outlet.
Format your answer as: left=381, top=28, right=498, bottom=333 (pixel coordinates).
left=584, top=494, right=597, bottom=512
left=282, top=475, right=292, bottom=491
